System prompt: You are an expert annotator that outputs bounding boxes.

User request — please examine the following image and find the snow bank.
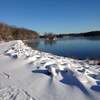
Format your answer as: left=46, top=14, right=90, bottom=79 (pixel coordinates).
left=5, top=40, right=100, bottom=81
left=0, top=40, right=100, bottom=100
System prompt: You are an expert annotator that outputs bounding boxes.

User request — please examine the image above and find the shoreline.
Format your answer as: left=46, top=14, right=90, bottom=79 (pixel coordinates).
left=0, top=40, right=100, bottom=100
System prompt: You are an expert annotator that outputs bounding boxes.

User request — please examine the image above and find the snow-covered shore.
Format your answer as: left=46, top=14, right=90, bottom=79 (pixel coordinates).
left=0, top=40, right=100, bottom=100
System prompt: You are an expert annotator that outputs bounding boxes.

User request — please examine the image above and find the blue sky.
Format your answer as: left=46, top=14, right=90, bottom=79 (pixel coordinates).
left=0, top=0, right=100, bottom=34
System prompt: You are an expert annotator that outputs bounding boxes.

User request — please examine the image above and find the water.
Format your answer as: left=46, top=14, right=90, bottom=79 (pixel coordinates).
left=27, top=37, right=100, bottom=60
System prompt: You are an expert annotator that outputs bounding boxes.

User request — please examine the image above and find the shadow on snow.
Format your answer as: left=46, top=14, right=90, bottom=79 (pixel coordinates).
left=32, top=69, right=94, bottom=98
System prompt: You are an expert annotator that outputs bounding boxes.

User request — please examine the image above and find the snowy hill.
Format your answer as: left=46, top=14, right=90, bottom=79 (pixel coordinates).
left=0, top=40, right=100, bottom=100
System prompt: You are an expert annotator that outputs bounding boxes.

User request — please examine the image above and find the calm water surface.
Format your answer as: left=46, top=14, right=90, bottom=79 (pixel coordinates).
left=27, top=37, right=100, bottom=60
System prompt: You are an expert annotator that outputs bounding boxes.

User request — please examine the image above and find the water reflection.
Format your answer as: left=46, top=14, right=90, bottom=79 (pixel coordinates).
left=44, top=39, right=57, bottom=46
left=26, top=39, right=40, bottom=49
left=26, top=37, right=100, bottom=60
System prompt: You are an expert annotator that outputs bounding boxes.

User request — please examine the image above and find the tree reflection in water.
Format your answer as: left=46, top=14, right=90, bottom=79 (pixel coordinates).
left=44, top=39, right=57, bottom=46
left=25, top=39, right=40, bottom=49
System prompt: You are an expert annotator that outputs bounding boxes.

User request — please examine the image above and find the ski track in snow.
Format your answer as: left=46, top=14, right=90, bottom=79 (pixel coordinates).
left=0, top=86, right=35, bottom=100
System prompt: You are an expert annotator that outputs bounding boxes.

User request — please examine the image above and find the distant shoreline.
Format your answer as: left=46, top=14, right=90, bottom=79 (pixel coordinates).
left=40, top=31, right=100, bottom=39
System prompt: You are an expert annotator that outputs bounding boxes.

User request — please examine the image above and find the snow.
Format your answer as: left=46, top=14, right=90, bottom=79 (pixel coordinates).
left=0, top=40, right=100, bottom=100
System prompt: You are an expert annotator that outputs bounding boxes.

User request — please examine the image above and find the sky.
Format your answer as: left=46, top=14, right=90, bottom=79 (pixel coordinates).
left=0, top=0, right=100, bottom=34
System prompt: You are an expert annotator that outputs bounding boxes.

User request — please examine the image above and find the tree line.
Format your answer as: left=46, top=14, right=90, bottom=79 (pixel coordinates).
left=0, top=23, right=39, bottom=41
left=40, top=31, right=100, bottom=38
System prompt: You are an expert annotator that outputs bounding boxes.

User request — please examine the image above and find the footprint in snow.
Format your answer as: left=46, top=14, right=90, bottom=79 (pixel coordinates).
left=3, top=72, right=10, bottom=79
